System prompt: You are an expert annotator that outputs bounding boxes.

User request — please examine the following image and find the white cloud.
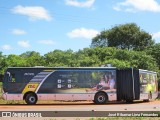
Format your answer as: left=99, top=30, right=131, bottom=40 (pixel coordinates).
left=38, top=40, right=55, bottom=45
left=113, top=6, right=121, bottom=11
left=12, top=5, right=52, bottom=21
left=18, top=40, right=30, bottom=48
left=152, top=32, right=160, bottom=39
left=67, top=28, right=99, bottom=39
left=12, top=29, right=26, bottom=35
left=65, top=0, right=95, bottom=8
left=114, top=0, right=160, bottom=12
left=1, top=45, right=12, bottom=50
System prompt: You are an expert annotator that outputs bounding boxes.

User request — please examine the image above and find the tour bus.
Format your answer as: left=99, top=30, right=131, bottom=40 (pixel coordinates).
left=1, top=67, right=158, bottom=104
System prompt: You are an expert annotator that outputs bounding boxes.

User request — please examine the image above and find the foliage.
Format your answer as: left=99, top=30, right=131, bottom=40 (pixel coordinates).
left=0, top=54, right=27, bottom=74
left=0, top=52, right=5, bottom=74
left=91, top=23, right=154, bottom=51
left=20, top=51, right=45, bottom=66
left=0, top=47, right=158, bottom=75
left=146, top=43, right=160, bottom=69
left=145, top=43, right=160, bottom=84
left=44, top=49, right=75, bottom=67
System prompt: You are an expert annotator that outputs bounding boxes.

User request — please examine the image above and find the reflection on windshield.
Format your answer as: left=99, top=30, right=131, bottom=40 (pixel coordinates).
left=4, top=72, right=11, bottom=82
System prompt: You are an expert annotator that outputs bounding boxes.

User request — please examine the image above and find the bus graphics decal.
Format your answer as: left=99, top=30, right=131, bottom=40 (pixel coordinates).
left=36, top=70, right=117, bottom=94
left=139, top=71, right=157, bottom=94
left=22, top=70, right=55, bottom=94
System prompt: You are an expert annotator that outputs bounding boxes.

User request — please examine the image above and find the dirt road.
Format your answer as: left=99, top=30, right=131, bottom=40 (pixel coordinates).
left=0, top=100, right=159, bottom=111
left=0, top=101, right=159, bottom=119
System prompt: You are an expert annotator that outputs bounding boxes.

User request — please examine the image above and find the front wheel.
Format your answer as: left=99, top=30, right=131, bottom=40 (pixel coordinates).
left=94, top=92, right=108, bottom=104
left=25, top=93, right=37, bottom=105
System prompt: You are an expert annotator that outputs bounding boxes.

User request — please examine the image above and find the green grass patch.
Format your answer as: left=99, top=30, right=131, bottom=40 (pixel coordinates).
left=0, top=99, right=24, bottom=104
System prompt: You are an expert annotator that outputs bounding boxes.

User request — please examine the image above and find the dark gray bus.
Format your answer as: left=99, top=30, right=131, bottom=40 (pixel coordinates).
left=2, top=67, right=158, bottom=104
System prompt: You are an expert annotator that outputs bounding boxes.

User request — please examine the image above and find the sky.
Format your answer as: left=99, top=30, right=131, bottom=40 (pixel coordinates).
left=1, top=0, right=160, bottom=55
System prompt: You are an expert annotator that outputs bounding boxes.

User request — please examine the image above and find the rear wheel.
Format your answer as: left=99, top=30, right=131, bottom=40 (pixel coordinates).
left=94, top=92, right=108, bottom=104
left=25, top=93, right=37, bottom=105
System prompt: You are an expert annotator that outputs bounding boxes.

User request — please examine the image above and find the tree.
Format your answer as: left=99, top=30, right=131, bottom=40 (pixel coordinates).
left=75, top=48, right=100, bottom=67
left=44, top=49, right=75, bottom=67
left=94, top=47, right=158, bottom=71
left=0, top=54, right=27, bottom=74
left=0, top=52, right=3, bottom=66
left=20, top=51, right=44, bottom=66
left=91, top=23, right=154, bottom=50
left=146, top=43, right=160, bottom=69
left=145, top=43, right=160, bottom=84
left=0, top=52, right=5, bottom=74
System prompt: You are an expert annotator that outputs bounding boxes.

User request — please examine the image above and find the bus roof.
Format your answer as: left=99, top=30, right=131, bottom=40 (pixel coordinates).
left=139, top=69, right=157, bottom=74
left=6, top=67, right=157, bottom=73
left=7, top=67, right=117, bottom=70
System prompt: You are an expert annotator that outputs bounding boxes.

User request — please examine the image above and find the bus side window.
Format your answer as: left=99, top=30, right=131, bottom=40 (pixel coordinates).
left=8, top=73, right=16, bottom=82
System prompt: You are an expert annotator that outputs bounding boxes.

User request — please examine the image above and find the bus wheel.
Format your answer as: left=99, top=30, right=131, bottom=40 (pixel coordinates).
left=25, top=93, right=37, bottom=105
left=94, top=92, right=107, bottom=104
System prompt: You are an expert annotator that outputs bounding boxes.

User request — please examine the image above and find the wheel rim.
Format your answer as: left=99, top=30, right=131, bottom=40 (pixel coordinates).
left=29, top=96, right=35, bottom=103
left=98, top=95, right=105, bottom=103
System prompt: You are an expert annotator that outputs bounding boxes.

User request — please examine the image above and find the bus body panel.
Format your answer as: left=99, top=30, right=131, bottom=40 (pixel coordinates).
left=2, top=67, right=158, bottom=103
left=2, top=67, right=117, bottom=101
left=139, top=70, right=158, bottom=100
left=3, top=93, right=117, bottom=101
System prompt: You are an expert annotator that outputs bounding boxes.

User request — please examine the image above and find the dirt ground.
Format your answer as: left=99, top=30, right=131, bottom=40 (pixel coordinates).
left=0, top=100, right=159, bottom=110
left=0, top=100, right=159, bottom=120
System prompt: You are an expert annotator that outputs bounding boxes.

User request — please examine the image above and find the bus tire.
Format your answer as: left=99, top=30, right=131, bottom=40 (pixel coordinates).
left=25, top=93, right=37, bottom=105
left=94, top=92, right=108, bottom=104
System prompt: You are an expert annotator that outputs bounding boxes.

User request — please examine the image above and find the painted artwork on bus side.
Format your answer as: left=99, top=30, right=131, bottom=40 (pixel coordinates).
left=139, top=71, right=157, bottom=94
left=37, top=70, right=117, bottom=94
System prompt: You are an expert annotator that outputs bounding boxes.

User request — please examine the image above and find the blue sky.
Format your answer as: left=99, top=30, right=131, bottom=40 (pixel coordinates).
left=1, top=0, right=160, bottom=55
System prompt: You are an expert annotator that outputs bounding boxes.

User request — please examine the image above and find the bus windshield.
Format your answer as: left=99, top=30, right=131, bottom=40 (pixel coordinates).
left=3, top=72, right=12, bottom=82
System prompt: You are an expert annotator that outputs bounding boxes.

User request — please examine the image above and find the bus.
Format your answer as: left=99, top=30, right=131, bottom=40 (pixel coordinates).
left=1, top=67, right=158, bottom=104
